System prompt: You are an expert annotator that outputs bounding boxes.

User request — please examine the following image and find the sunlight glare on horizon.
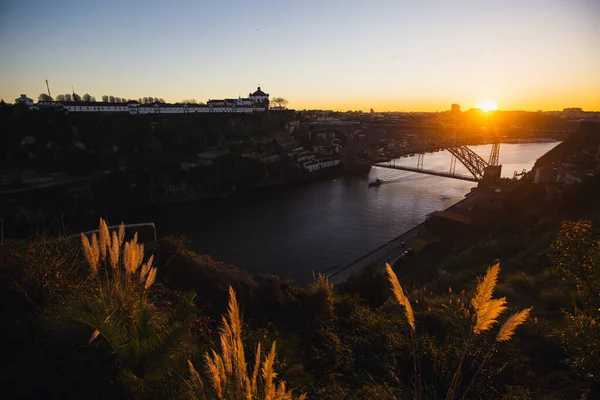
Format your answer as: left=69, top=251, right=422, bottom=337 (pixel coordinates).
left=477, top=100, right=499, bottom=112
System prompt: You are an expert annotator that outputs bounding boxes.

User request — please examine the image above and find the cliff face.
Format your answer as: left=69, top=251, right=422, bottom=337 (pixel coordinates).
left=0, top=153, right=318, bottom=237
left=146, top=157, right=295, bottom=203
left=0, top=107, right=294, bottom=175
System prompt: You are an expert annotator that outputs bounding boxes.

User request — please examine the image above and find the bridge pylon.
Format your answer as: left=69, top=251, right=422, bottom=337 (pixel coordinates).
left=417, top=153, right=424, bottom=170
left=449, top=154, right=457, bottom=175
left=488, top=143, right=500, bottom=166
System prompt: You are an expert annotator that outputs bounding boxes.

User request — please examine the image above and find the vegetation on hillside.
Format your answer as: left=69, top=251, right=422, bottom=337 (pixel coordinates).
left=1, top=178, right=599, bottom=399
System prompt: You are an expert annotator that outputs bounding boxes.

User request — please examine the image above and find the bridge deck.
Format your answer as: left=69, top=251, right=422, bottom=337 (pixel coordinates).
left=372, top=163, right=479, bottom=182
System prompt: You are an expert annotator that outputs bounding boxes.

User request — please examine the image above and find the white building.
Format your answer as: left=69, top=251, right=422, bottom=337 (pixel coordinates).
left=15, top=94, right=33, bottom=106
left=248, top=86, right=269, bottom=103
left=303, top=158, right=340, bottom=172
left=36, top=87, right=271, bottom=114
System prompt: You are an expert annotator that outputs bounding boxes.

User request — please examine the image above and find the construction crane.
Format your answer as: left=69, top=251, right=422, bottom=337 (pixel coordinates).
left=45, top=80, right=52, bottom=98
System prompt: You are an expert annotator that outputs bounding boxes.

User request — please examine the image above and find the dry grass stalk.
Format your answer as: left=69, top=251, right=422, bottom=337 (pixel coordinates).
left=474, top=297, right=507, bottom=334
left=89, top=329, right=100, bottom=344
left=80, top=218, right=158, bottom=297
left=471, top=263, right=499, bottom=314
left=81, top=232, right=99, bottom=274
left=262, top=342, right=277, bottom=400
left=496, top=307, right=532, bottom=342
left=123, top=240, right=144, bottom=275
left=109, top=231, right=120, bottom=270
left=99, top=218, right=110, bottom=259
left=140, top=255, right=154, bottom=282
left=144, top=267, right=157, bottom=289
left=472, top=263, right=506, bottom=334
left=189, top=287, right=305, bottom=400
left=205, top=351, right=224, bottom=398
left=386, top=263, right=416, bottom=331
left=118, top=222, right=125, bottom=246
left=188, top=360, right=204, bottom=393
left=251, top=343, right=261, bottom=398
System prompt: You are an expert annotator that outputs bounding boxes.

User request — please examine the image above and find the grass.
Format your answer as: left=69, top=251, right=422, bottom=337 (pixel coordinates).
left=187, top=286, right=306, bottom=400
left=66, top=219, right=196, bottom=396
left=1, top=205, right=599, bottom=399
left=385, top=262, right=532, bottom=400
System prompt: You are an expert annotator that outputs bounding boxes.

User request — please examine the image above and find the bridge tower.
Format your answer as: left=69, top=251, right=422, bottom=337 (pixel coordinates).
left=488, top=143, right=500, bottom=166
left=449, top=154, right=457, bottom=175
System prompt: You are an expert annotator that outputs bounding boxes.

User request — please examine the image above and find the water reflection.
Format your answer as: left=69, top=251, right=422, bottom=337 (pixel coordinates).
left=154, top=142, right=559, bottom=284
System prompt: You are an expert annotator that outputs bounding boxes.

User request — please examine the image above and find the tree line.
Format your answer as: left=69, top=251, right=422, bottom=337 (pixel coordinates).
left=38, top=93, right=166, bottom=104
left=37, top=93, right=288, bottom=107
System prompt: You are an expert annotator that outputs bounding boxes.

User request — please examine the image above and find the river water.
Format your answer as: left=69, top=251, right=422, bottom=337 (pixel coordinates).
left=148, top=142, right=558, bottom=284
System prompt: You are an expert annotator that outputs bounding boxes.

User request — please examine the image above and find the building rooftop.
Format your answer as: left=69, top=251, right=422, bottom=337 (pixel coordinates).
left=250, top=86, right=268, bottom=97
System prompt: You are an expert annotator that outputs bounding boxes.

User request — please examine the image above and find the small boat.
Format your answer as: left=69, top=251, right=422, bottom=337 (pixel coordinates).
left=369, top=178, right=383, bottom=187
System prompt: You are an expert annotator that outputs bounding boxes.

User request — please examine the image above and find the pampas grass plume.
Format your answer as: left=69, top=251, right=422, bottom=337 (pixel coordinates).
left=496, top=307, right=532, bottom=342
left=144, top=267, right=157, bottom=289
left=188, top=359, right=204, bottom=392
left=99, top=218, right=110, bottom=260
left=118, top=222, right=125, bottom=246
left=262, top=342, right=277, bottom=400
left=472, top=263, right=507, bottom=334
left=109, top=231, right=120, bottom=270
left=81, top=232, right=99, bottom=274
left=474, top=297, right=507, bottom=334
left=386, top=263, right=416, bottom=331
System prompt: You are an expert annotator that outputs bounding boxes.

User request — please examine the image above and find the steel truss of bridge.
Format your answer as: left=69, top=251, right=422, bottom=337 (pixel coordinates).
left=348, top=128, right=494, bottom=181
left=370, top=162, right=479, bottom=182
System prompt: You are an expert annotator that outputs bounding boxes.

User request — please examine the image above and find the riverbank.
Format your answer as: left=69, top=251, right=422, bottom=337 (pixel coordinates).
left=328, top=191, right=477, bottom=284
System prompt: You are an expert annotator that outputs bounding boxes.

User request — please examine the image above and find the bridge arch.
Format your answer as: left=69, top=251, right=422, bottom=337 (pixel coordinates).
left=346, top=131, right=491, bottom=180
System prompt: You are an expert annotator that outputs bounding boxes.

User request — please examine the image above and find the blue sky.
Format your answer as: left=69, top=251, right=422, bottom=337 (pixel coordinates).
left=0, top=0, right=598, bottom=111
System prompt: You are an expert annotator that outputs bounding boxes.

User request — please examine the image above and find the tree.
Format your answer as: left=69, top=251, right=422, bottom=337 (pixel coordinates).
left=102, top=95, right=109, bottom=102
left=271, top=97, right=289, bottom=109
left=159, top=98, right=165, bottom=103
left=181, top=98, right=197, bottom=104
left=72, top=93, right=81, bottom=102
left=64, top=94, right=72, bottom=102
left=55, top=94, right=65, bottom=102
left=82, top=93, right=92, bottom=102
left=91, top=96, right=96, bottom=102
left=142, top=97, right=149, bottom=104
left=38, top=93, right=53, bottom=102
left=109, top=96, right=116, bottom=103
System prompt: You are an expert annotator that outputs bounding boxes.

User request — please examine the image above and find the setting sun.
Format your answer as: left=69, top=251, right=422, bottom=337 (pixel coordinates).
left=476, top=99, right=499, bottom=112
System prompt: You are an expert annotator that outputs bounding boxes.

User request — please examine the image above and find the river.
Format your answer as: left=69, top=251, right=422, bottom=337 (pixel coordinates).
left=144, top=142, right=559, bottom=285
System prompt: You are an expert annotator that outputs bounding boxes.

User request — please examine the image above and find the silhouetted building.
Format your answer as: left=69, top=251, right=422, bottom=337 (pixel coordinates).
left=35, top=87, right=270, bottom=114
left=451, top=104, right=461, bottom=114
left=15, top=94, right=33, bottom=106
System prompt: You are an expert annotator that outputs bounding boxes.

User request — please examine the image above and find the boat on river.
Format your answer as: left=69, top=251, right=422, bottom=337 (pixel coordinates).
left=368, top=178, right=383, bottom=187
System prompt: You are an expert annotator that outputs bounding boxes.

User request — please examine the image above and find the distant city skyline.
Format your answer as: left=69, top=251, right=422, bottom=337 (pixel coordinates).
left=0, top=0, right=598, bottom=112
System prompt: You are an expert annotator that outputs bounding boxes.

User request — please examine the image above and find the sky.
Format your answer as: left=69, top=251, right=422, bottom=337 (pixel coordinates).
left=0, top=0, right=598, bottom=111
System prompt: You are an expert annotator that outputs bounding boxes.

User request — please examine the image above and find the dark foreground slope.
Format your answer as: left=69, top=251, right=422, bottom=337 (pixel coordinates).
left=1, top=172, right=599, bottom=399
